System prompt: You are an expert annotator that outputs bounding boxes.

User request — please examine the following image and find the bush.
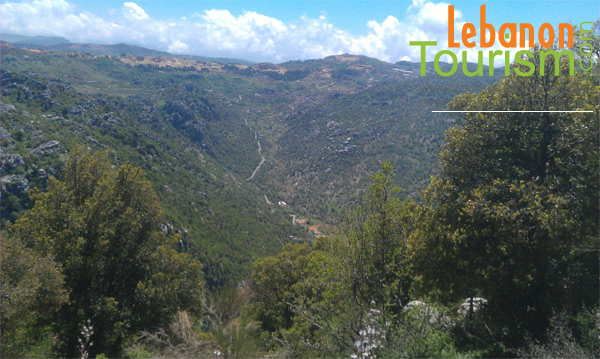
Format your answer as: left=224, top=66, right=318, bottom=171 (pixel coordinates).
left=379, top=302, right=456, bottom=358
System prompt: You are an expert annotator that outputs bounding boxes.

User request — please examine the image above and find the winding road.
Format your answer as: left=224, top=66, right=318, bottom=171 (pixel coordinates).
left=245, top=118, right=266, bottom=181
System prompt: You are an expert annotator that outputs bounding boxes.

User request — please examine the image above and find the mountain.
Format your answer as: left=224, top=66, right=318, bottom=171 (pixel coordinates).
left=3, top=34, right=254, bottom=65
left=1, top=33, right=71, bottom=46
left=0, top=42, right=503, bottom=285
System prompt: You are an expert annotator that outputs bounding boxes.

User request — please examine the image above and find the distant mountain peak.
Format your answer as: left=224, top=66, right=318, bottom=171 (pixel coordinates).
left=2, top=33, right=71, bottom=46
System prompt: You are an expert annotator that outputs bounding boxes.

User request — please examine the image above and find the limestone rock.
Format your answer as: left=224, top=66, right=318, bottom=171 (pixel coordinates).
left=31, top=140, right=60, bottom=156
left=458, top=297, right=487, bottom=317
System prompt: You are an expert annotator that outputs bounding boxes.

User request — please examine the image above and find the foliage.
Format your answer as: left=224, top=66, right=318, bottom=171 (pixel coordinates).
left=409, top=46, right=600, bottom=353
left=7, top=148, right=205, bottom=357
left=249, top=163, right=431, bottom=357
left=570, top=306, right=600, bottom=357
left=201, top=286, right=265, bottom=358
left=0, top=234, right=67, bottom=358
left=343, top=161, right=416, bottom=312
left=129, top=311, right=210, bottom=359
left=128, top=287, right=264, bottom=359
left=0, top=66, right=306, bottom=287
left=380, top=303, right=457, bottom=358
left=2, top=26, right=599, bottom=357
left=250, top=240, right=353, bottom=357
left=515, top=312, right=599, bottom=359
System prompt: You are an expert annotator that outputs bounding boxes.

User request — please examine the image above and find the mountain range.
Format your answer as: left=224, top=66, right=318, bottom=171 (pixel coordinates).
left=0, top=38, right=503, bottom=285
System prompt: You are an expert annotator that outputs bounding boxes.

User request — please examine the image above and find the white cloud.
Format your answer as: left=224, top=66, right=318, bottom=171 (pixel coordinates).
left=123, top=2, right=149, bottom=21
left=168, top=40, right=189, bottom=54
left=0, top=0, right=523, bottom=65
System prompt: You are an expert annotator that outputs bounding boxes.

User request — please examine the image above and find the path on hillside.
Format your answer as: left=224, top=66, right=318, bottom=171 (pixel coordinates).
left=245, top=118, right=266, bottom=181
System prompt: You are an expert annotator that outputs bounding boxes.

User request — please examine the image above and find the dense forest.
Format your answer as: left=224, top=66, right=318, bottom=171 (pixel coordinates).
left=2, top=22, right=599, bottom=358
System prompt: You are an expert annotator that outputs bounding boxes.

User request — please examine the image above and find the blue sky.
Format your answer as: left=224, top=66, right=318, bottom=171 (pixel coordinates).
left=1, top=0, right=598, bottom=63
left=74, top=0, right=597, bottom=35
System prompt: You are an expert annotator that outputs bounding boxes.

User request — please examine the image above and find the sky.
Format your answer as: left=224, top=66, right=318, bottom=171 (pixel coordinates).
left=1, top=0, right=598, bottom=63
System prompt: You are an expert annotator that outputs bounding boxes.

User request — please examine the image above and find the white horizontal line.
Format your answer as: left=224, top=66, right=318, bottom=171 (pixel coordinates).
left=432, top=110, right=593, bottom=113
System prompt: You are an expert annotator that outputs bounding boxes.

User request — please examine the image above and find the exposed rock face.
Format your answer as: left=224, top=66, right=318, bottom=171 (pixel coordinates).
left=0, top=126, right=12, bottom=141
left=0, top=102, right=16, bottom=113
left=31, top=140, right=60, bottom=156
left=1, top=153, right=24, bottom=170
left=457, top=297, right=488, bottom=317
left=160, top=222, right=175, bottom=235
left=1, top=174, right=29, bottom=193
left=37, top=167, right=56, bottom=181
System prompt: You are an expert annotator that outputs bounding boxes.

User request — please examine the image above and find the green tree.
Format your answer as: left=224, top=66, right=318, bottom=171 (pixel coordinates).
left=344, top=161, right=416, bottom=312
left=250, top=240, right=353, bottom=357
left=1, top=235, right=67, bottom=358
left=8, top=148, right=205, bottom=357
left=249, top=163, right=418, bottom=357
left=409, top=48, right=599, bottom=351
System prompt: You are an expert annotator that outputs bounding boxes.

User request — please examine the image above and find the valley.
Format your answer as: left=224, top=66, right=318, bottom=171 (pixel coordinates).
left=2, top=26, right=598, bottom=359
left=0, top=41, right=501, bottom=285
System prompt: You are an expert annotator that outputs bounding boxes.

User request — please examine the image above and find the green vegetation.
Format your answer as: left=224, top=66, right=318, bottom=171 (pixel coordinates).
left=0, top=60, right=306, bottom=287
left=247, top=43, right=598, bottom=357
left=0, top=41, right=499, bottom=286
left=3, top=149, right=204, bottom=357
left=1, top=22, right=599, bottom=358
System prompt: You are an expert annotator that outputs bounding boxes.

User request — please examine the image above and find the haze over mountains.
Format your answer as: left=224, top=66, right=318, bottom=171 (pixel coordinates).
left=2, top=33, right=255, bottom=64
left=0, top=37, right=502, bottom=284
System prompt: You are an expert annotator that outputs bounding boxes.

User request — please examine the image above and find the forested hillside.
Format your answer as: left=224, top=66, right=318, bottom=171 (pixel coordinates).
left=0, top=64, right=304, bottom=288
left=1, top=22, right=599, bottom=358
left=1, top=42, right=500, bottom=285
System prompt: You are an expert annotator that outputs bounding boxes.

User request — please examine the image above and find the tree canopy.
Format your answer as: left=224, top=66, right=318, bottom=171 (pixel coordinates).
left=409, top=48, right=599, bottom=349
left=4, top=149, right=205, bottom=357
